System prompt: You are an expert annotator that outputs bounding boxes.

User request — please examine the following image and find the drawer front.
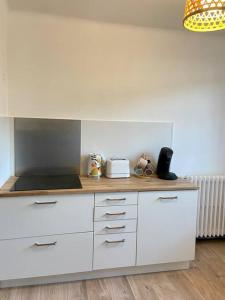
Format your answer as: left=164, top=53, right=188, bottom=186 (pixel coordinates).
left=94, top=205, right=137, bottom=222
left=93, top=233, right=136, bottom=270
left=0, top=232, right=93, bottom=280
left=95, top=192, right=138, bottom=207
left=0, top=194, right=94, bottom=240
left=94, top=219, right=137, bottom=235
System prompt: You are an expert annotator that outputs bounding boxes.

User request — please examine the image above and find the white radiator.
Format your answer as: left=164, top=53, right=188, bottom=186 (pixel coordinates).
left=191, top=176, right=225, bottom=238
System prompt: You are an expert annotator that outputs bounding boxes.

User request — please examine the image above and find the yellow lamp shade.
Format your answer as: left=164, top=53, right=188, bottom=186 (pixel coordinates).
left=183, top=0, right=225, bottom=32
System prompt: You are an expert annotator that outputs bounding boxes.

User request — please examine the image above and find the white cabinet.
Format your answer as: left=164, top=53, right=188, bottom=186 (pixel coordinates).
left=93, top=192, right=138, bottom=270
left=0, top=193, right=94, bottom=281
left=0, top=187, right=198, bottom=285
left=0, top=194, right=94, bottom=239
left=0, top=232, right=93, bottom=280
left=93, top=233, right=136, bottom=270
left=137, top=191, right=198, bottom=266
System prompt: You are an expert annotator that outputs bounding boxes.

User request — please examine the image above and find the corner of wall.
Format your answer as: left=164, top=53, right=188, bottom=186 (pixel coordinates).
left=0, top=117, right=13, bottom=187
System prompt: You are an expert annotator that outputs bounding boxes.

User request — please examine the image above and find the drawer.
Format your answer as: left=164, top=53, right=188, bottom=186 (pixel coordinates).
left=0, top=194, right=94, bottom=240
left=95, top=192, right=138, bottom=207
left=94, top=219, right=137, bottom=235
left=93, top=233, right=136, bottom=270
left=94, top=205, right=137, bottom=222
left=0, top=232, right=93, bottom=280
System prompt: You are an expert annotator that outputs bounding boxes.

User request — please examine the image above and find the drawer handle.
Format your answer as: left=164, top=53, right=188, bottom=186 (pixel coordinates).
left=158, top=196, right=178, bottom=201
left=105, top=239, right=125, bottom=244
left=106, top=198, right=126, bottom=202
left=34, top=241, right=57, bottom=247
left=105, top=212, right=126, bottom=216
left=105, top=225, right=126, bottom=230
left=34, top=201, right=58, bottom=205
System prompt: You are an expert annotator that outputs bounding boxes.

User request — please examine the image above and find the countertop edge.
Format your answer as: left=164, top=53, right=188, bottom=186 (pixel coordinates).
left=0, top=176, right=199, bottom=198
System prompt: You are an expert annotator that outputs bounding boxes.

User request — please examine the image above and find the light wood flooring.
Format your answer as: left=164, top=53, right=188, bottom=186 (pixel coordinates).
left=0, top=240, right=224, bottom=300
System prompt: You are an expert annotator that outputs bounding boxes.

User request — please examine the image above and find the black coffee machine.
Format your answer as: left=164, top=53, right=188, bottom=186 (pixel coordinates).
left=156, top=147, right=177, bottom=180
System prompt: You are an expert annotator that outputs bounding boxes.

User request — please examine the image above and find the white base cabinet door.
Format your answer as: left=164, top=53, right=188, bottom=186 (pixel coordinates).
left=0, top=233, right=93, bottom=280
left=137, top=191, right=198, bottom=266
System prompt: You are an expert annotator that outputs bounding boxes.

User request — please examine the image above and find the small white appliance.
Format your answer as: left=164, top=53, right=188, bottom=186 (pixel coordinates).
left=106, top=158, right=130, bottom=179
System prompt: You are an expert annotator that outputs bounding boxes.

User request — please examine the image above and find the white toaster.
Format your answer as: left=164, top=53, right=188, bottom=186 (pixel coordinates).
left=106, top=158, right=130, bottom=179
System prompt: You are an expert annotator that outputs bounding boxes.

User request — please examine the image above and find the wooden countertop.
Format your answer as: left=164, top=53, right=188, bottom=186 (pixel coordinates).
left=0, top=176, right=198, bottom=198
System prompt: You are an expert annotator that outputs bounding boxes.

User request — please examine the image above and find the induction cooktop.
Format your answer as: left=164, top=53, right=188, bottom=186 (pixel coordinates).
left=10, top=175, right=82, bottom=192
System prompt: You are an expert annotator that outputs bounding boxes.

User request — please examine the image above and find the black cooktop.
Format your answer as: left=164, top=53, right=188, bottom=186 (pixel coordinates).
left=10, top=175, right=82, bottom=192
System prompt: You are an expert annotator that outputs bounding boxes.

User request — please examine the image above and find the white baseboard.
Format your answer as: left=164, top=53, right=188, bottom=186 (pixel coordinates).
left=0, top=261, right=190, bottom=288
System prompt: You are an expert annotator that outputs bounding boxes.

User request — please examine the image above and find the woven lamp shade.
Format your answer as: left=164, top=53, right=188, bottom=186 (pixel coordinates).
left=183, top=0, right=225, bottom=32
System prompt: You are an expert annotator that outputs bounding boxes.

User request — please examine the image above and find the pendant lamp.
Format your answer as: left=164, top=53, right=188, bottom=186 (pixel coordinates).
left=183, top=0, right=225, bottom=32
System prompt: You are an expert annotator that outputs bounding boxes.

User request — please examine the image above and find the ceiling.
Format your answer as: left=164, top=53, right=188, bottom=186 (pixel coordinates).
left=8, top=0, right=187, bottom=30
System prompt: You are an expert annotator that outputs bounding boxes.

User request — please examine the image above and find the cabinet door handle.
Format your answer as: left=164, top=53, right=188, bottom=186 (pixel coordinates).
left=158, top=196, right=178, bottom=201
left=34, top=201, right=58, bottom=205
left=106, top=198, right=126, bottom=202
left=105, top=239, right=125, bottom=244
left=105, top=212, right=126, bottom=216
left=105, top=225, right=126, bottom=230
left=34, top=241, right=57, bottom=247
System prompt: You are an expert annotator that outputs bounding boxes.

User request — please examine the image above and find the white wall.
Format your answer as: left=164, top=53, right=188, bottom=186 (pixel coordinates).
left=0, top=1, right=11, bottom=187
left=0, top=0, right=8, bottom=116
left=7, top=12, right=225, bottom=176
left=81, top=121, right=173, bottom=175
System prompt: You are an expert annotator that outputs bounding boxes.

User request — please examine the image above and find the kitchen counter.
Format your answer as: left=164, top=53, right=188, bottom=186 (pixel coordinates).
left=0, top=175, right=198, bottom=286
left=0, top=176, right=198, bottom=197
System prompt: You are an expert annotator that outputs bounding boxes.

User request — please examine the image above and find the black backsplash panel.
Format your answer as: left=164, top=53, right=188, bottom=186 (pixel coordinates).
left=14, top=118, right=81, bottom=176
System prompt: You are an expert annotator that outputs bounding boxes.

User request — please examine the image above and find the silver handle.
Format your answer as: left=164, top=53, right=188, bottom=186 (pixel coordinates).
left=106, top=198, right=126, bottom=202
left=34, top=241, right=57, bottom=247
left=34, top=201, right=58, bottom=205
left=105, top=239, right=125, bottom=244
left=105, top=225, right=126, bottom=230
left=105, top=212, right=126, bottom=216
left=159, top=196, right=178, bottom=201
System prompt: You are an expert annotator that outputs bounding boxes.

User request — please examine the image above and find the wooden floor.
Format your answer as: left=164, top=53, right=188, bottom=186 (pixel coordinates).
left=0, top=240, right=224, bottom=300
